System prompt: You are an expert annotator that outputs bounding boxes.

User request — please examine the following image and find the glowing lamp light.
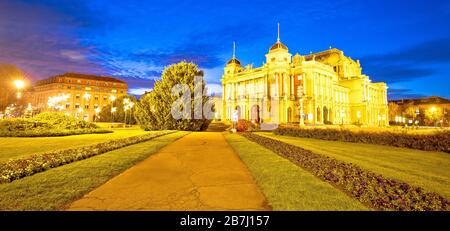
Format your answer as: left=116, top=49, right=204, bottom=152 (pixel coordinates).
left=83, top=93, right=91, bottom=100
left=111, top=107, right=117, bottom=113
left=430, top=107, right=437, bottom=113
left=95, top=108, right=101, bottom=114
left=109, top=95, right=116, bottom=102
left=14, top=80, right=25, bottom=89
left=307, top=113, right=313, bottom=120
left=77, top=108, right=83, bottom=113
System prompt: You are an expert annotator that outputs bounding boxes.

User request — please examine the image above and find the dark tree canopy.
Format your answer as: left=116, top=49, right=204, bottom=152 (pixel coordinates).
left=134, top=61, right=213, bottom=131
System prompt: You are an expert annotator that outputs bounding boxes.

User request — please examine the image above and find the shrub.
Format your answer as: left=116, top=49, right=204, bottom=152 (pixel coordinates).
left=134, top=62, right=213, bottom=131
left=0, top=131, right=174, bottom=183
left=0, top=112, right=104, bottom=137
left=0, top=129, right=112, bottom=137
left=273, top=126, right=450, bottom=153
left=33, top=112, right=98, bottom=130
left=236, top=120, right=253, bottom=132
left=242, top=133, right=449, bottom=211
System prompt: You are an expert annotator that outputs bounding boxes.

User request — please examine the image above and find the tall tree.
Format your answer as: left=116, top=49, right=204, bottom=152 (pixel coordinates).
left=134, top=61, right=213, bottom=131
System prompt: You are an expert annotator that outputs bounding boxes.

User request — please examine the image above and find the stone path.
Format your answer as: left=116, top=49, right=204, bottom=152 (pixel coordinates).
left=67, top=132, right=270, bottom=211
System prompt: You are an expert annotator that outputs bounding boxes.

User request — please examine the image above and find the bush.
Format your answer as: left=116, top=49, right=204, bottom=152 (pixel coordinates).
left=273, top=126, right=450, bottom=153
left=0, top=129, right=112, bottom=137
left=0, top=131, right=174, bottom=183
left=236, top=120, right=251, bottom=132
left=33, top=112, right=98, bottom=130
left=0, top=112, right=103, bottom=137
left=242, top=133, right=449, bottom=211
left=134, top=62, right=213, bottom=131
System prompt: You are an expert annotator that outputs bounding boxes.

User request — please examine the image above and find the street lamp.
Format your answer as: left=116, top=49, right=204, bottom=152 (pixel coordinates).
left=14, top=80, right=25, bottom=99
left=94, top=108, right=101, bottom=122
left=356, top=110, right=361, bottom=125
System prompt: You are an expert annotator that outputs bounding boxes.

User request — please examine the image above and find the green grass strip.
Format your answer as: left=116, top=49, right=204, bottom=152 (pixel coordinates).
left=0, top=131, right=175, bottom=183
left=0, top=131, right=189, bottom=211
left=225, top=133, right=368, bottom=211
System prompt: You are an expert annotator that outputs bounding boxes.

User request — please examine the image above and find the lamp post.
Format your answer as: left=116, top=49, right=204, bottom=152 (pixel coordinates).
left=299, top=98, right=304, bottom=126
left=128, top=102, right=135, bottom=126
left=94, top=108, right=101, bottom=122
left=13, top=80, right=25, bottom=99
left=357, top=110, right=361, bottom=126
left=429, top=106, right=437, bottom=127
left=109, top=95, right=116, bottom=122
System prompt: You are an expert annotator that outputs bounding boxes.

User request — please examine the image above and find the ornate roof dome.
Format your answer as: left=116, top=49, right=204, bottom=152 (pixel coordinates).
left=227, top=57, right=241, bottom=65
left=269, top=41, right=288, bottom=52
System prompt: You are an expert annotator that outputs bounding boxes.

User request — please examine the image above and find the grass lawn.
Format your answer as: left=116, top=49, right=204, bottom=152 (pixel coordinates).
left=0, top=131, right=189, bottom=211
left=225, top=133, right=368, bottom=211
left=258, top=132, right=450, bottom=199
left=0, top=126, right=151, bottom=162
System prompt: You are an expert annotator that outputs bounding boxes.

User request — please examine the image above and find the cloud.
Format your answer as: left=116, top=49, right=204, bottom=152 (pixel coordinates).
left=387, top=88, right=426, bottom=100
left=60, top=50, right=86, bottom=61
left=362, top=37, right=450, bottom=83
left=129, top=88, right=152, bottom=96
left=128, top=22, right=269, bottom=70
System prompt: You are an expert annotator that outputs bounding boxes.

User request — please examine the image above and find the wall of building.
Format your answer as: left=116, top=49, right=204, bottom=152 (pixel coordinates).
left=32, top=74, right=128, bottom=121
left=221, top=45, right=388, bottom=127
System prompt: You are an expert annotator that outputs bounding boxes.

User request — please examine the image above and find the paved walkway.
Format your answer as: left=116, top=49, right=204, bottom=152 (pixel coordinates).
left=67, top=132, right=270, bottom=211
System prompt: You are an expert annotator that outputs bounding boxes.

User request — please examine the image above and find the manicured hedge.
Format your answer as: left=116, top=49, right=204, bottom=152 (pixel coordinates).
left=0, top=131, right=174, bottom=183
left=0, top=129, right=112, bottom=137
left=0, top=112, right=107, bottom=137
left=242, top=133, right=449, bottom=211
left=273, top=127, right=450, bottom=153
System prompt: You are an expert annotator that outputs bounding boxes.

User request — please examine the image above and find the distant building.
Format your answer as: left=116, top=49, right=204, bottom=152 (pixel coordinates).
left=388, top=96, right=449, bottom=126
left=32, top=73, right=128, bottom=121
left=221, top=25, right=388, bottom=126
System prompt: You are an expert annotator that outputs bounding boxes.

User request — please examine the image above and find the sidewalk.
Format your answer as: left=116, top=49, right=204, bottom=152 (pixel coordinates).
left=67, top=132, right=270, bottom=211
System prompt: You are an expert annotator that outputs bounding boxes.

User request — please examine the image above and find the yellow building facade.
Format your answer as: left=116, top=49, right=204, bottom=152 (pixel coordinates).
left=33, top=73, right=128, bottom=121
left=221, top=28, right=388, bottom=126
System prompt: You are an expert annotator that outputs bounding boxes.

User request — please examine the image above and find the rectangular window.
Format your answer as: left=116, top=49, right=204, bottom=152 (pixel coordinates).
left=75, top=104, right=80, bottom=109
left=76, top=94, right=80, bottom=99
left=85, top=104, right=89, bottom=109
left=66, top=103, right=70, bottom=109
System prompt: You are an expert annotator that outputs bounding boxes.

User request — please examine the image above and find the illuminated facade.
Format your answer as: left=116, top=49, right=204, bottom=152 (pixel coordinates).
left=33, top=73, right=128, bottom=121
left=221, top=26, right=388, bottom=126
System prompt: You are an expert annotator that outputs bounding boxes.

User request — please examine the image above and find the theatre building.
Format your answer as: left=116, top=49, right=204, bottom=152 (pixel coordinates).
left=221, top=26, right=388, bottom=126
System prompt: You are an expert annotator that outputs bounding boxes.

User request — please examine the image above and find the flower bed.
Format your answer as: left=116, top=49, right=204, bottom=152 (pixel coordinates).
left=0, top=129, right=112, bottom=137
left=0, top=131, right=174, bottom=183
left=241, top=133, right=449, bottom=211
left=273, top=126, right=450, bottom=153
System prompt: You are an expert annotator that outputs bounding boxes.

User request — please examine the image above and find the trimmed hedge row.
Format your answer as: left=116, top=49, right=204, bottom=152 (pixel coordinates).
left=273, top=127, right=450, bottom=153
left=242, top=133, right=449, bottom=211
left=0, top=129, right=112, bottom=137
left=0, top=131, right=174, bottom=183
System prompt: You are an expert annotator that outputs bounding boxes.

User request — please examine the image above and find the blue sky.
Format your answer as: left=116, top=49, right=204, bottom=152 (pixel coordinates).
left=0, top=0, right=449, bottom=99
